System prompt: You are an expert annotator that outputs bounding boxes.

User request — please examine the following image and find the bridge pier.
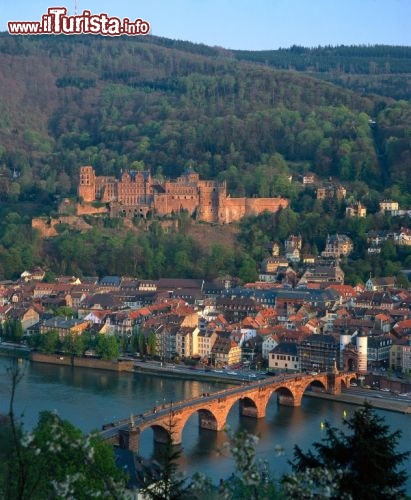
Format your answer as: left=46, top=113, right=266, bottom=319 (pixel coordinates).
left=119, top=426, right=140, bottom=452
left=326, top=373, right=341, bottom=395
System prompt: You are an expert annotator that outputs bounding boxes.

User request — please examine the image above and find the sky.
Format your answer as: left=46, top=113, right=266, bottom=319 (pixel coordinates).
left=1, top=0, right=410, bottom=50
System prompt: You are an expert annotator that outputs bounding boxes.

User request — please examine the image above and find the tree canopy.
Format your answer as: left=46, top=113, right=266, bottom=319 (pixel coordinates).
left=286, top=402, right=410, bottom=500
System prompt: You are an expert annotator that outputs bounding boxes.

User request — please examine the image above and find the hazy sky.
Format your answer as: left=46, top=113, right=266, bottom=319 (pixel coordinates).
left=1, top=0, right=410, bottom=50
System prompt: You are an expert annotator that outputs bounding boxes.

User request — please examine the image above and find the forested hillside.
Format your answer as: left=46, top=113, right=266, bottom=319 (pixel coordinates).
left=1, top=33, right=410, bottom=204
left=0, top=33, right=410, bottom=283
left=233, top=45, right=411, bottom=100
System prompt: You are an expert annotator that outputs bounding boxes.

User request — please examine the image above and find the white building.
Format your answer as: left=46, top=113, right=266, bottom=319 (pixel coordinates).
left=268, top=342, right=300, bottom=372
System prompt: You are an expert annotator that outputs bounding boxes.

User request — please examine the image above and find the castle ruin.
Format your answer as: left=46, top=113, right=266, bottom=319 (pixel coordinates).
left=78, top=166, right=289, bottom=224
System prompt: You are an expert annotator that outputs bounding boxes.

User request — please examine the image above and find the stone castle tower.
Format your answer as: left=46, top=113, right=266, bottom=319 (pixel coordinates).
left=197, top=180, right=227, bottom=223
left=78, top=166, right=96, bottom=202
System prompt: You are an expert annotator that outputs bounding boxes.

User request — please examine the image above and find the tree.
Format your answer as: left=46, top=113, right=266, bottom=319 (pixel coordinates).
left=216, top=429, right=282, bottom=500
left=285, top=403, right=410, bottom=500
left=0, top=357, right=127, bottom=500
left=138, top=408, right=192, bottom=500
left=95, top=334, right=119, bottom=360
left=40, top=329, right=60, bottom=354
left=146, top=331, right=156, bottom=357
left=2, top=319, right=23, bottom=343
left=61, top=333, right=85, bottom=358
left=54, top=306, right=75, bottom=318
left=137, top=331, right=147, bottom=356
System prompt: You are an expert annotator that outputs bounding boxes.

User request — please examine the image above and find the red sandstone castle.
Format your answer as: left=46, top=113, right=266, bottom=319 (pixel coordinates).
left=78, top=166, right=288, bottom=224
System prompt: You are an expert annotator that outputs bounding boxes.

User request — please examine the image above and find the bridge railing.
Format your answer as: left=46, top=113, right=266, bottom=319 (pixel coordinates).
left=101, top=372, right=355, bottom=433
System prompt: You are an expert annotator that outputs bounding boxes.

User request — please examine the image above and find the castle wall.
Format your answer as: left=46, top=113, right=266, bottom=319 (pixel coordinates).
left=77, top=166, right=289, bottom=223
left=154, top=193, right=198, bottom=216
left=244, top=197, right=289, bottom=215
left=221, top=197, right=288, bottom=223
left=76, top=204, right=108, bottom=216
left=222, top=198, right=247, bottom=223
left=110, top=203, right=151, bottom=218
left=32, top=216, right=94, bottom=237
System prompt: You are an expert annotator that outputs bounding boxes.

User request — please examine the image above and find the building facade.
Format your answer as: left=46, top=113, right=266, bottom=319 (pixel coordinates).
left=268, top=342, right=300, bottom=372
left=390, top=337, right=411, bottom=373
left=78, top=166, right=288, bottom=224
left=321, top=234, right=353, bottom=258
left=299, top=334, right=339, bottom=373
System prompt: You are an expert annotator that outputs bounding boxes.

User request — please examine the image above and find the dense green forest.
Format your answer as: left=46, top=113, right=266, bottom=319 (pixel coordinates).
left=0, top=34, right=410, bottom=284
left=233, top=44, right=411, bottom=100
left=1, top=34, right=410, bottom=199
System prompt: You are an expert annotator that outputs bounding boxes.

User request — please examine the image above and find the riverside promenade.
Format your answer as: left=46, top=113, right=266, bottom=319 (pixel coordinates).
left=306, top=388, right=411, bottom=414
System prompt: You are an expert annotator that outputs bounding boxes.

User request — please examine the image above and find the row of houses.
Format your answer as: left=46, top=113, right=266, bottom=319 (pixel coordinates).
left=1, top=269, right=411, bottom=374
left=262, top=226, right=411, bottom=284
left=261, top=234, right=354, bottom=271
left=367, top=227, right=411, bottom=253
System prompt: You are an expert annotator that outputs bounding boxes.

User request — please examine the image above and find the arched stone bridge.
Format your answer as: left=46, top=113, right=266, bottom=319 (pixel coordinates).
left=101, top=371, right=357, bottom=452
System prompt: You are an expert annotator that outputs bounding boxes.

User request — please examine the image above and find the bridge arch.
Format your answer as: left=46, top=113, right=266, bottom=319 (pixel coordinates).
left=152, top=424, right=171, bottom=445
left=147, top=403, right=234, bottom=446
left=273, top=385, right=297, bottom=407
left=239, top=395, right=261, bottom=418
left=102, top=372, right=358, bottom=452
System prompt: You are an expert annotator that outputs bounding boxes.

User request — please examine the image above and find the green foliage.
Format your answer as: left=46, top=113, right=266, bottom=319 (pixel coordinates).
left=0, top=358, right=127, bottom=499
left=95, top=334, right=120, bottom=360
left=39, top=330, right=61, bottom=354
left=146, top=332, right=156, bottom=357
left=0, top=36, right=410, bottom=284
left=287, top=403, right=410, bottom=500
left=282, top=467, right=348, bottom=499
left=0, top=35, right=410, bottom=206
left=136, top=331, right=147, bottom=356
left=1, top=319, right=24, bottom=343
left=53, top=306, right=75, bottom=318
left=138, top=410, right=192, bottom=500
left=61, top=333, right=86, bottom=358
left=217, top=429, right=282, bottom=500
left=233, top=45, right=411, bottom=100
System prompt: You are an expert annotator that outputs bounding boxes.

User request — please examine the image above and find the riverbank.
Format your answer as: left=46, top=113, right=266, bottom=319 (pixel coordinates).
left=29, top=352, right=239, bottom=383
left=4, top=349, right=411, bottom=415
left=31, top=352, right=134, bottom=372
left=306, top=390, right=411, bottom=414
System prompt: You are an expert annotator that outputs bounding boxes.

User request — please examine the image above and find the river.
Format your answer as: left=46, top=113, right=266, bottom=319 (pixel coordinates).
left=0, top=356, right=410, bottom=492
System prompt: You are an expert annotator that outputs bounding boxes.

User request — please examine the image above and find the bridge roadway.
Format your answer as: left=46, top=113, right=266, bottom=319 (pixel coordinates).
left=100, top=370, right=356, bottom=452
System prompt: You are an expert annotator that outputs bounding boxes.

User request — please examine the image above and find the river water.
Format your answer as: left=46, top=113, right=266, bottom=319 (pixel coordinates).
left=1, top=356, right=410, bottom=492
